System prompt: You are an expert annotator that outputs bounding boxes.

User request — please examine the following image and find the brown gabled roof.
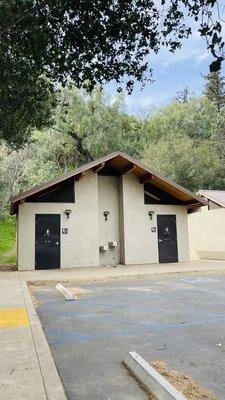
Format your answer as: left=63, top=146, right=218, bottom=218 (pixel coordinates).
left=197, top=190, right=225, bottom=208
left=10, top=151, right=207, bottom=214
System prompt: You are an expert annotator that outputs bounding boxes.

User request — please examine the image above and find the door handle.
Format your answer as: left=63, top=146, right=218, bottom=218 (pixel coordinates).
left=159, top=239, right=163, bottom=242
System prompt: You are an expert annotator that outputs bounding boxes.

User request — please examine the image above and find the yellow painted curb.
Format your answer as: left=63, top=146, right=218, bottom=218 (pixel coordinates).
left=0, top=307, right=29, bottom=329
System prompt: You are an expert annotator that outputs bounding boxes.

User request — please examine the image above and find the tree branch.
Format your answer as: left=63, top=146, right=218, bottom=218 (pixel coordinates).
left=54, top=127, right=94, bottom=163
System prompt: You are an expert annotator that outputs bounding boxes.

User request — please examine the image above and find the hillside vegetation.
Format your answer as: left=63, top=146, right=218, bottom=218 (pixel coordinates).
left=0, top=218, right=16, bottom=265
left=0, top=73, right=224, bottom=266
left=1, top=75, right=225, bottom=219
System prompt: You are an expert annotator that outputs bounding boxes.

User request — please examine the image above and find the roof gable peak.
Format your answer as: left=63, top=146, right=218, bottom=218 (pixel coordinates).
left=10, top=151, right=206, bottom=214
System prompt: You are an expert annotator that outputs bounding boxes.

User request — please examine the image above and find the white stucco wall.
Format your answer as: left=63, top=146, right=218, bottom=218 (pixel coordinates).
left=193, top=201, right=221, bottom=213
left=118, top=176, right=125, bottom=264
left=122, top=174, right=190, bottom=264
left=209, top=201, right=221, bottom=210
left=98, top=176, right=120, bottom=265
left=188, top=208, right=225, bottom=260
left=17, top=170, right=190, bottom=270
left=17, top=171, right=99, bottom=270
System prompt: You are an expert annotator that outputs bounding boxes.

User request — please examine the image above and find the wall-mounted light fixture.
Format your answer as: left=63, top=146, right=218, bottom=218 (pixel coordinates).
left=148, top=211, right=155, bottom=220
left=65, top=209, right=72, bottom=219
left=103, top=211, right=110, bottom=221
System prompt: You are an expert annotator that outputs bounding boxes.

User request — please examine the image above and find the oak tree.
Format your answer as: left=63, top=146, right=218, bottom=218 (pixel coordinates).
left=0, top=0, right=224, bottom=146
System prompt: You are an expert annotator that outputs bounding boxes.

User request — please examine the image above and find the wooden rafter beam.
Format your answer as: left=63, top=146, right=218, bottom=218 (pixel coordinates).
left=185, top=201, right=203, bottom=208
left=139, top=173, right=154, bottom=184
left=93, top=162, right=105, bottom=173
left=120, top=163, right=136, bottom=175
left=75, top=172, right=85, bottom=181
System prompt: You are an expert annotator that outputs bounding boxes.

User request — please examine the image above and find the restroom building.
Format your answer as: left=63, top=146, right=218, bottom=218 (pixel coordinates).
left=10, top=152, right=205, bottom=270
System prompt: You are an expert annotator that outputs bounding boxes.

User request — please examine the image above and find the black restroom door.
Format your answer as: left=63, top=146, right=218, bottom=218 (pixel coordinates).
left=157, top=215, right=178, bottom=263
left=35, top=214, right=60, bottom=269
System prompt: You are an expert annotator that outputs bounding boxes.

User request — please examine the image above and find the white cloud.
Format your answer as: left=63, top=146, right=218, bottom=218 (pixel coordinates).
left=195, top=51, right=210, bottom=65
left=153, top=33, right=210, bottom=69
left=125, top=89, right=175, bottom=112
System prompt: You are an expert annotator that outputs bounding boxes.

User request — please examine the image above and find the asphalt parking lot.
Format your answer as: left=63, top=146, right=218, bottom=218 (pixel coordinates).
left=35, top=274, right=225, bottom=399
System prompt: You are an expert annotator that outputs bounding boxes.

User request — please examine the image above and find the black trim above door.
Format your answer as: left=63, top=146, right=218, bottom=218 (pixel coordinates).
left=35, top=214, right=60, bottom=269
left=157, top=214, right=178, bottom=263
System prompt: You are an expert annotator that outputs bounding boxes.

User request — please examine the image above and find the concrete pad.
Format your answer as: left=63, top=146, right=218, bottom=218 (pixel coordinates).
left=0, top=326, right=46, bottom=400
left=0, top=272, right=66, bottom=400
left=21, top=281, right=67, bottom=400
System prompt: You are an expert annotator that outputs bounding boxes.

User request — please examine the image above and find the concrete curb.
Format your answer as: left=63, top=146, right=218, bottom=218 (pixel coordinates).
left=123, top=351, right=187, bottom=400
left=23, top=266, right=225, bottom=287
left=25, top=270, right=225, bottom=294
left=56, top=283, right=76, bottom=300
left=20, top=280, right=67, bottom=400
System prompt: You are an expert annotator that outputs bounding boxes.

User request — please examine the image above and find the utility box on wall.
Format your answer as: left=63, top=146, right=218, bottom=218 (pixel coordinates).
left=109, top=241, right=118, bottom=247
left=99, top=245, right=108, bottom=252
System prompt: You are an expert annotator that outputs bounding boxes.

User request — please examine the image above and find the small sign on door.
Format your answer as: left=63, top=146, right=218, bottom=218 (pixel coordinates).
left=62, top=228, right=68, bottom=234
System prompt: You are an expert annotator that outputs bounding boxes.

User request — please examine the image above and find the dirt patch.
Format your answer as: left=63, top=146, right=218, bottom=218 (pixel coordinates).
left=28, top=281, right=90, bottom=307
left=28, top=284, right=42, bottom=308
left=69, top=287, right=91, bottom=298
left=150, top=361, right=218, bottom=400
left=28, top=279, right=72, bottom=287
left=0, top=264, right=17, bottom=271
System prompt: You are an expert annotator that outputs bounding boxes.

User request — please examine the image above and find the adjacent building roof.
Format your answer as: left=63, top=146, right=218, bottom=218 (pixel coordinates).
left=197, top=190, right=225, bottom=208
left=10, top=151, right=207, bottom=214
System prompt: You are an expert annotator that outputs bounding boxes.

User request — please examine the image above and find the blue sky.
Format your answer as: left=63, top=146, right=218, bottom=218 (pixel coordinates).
left=105, top=17, right=225, bottom=115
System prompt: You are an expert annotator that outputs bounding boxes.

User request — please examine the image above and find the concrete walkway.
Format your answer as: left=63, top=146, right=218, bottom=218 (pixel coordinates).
left=20, top=259, right=225, bottom=282
left=0, top=271, right=66, bottom=400
left=1, top=259, right=225, bottom=400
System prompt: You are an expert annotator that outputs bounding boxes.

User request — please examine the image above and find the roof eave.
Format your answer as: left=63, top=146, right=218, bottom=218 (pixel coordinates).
left=196, top=190, right=225, bottom=208
left=10, top=151, right=207, bottom=214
